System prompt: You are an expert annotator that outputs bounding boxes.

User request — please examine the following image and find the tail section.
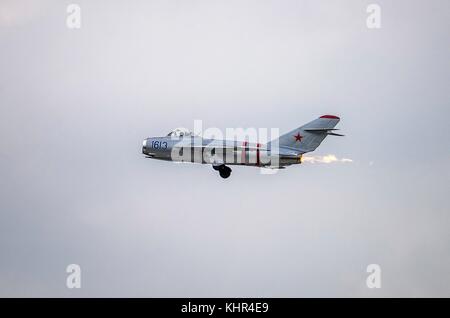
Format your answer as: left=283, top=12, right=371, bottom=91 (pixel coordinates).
left=270, top=115, right=342, bottom=154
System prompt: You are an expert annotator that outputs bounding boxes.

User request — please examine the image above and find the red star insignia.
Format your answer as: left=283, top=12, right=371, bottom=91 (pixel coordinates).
left=293, top=132, right=303, bottom=142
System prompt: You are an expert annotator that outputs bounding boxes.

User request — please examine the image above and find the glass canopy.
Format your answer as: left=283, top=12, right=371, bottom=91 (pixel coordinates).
left=166, top=128, right=195, bottom=137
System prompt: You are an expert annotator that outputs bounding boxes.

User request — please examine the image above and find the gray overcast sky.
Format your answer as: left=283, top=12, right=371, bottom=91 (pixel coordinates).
left=0, top=0, right=449, bottom=297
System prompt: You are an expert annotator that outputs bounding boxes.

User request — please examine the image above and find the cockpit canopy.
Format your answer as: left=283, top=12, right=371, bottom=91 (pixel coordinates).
left=166, top=128, right=195, bottom=137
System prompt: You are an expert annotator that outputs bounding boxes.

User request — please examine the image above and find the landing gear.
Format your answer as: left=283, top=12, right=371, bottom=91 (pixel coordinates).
left=219, top=167, right=231, bottom=178
left=213, top=165, right=232, bottom=179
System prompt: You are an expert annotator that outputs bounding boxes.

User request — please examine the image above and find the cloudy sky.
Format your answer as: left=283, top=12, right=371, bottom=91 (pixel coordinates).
left=0, top=0, right=449, bottom=297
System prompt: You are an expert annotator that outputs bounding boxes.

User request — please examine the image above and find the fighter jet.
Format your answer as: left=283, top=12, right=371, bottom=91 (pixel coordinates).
left=142, top=115, right=343, bottom=178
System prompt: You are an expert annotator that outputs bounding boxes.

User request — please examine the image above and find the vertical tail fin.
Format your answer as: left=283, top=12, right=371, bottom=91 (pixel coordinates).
left=270, top=115, right=342, bottom=153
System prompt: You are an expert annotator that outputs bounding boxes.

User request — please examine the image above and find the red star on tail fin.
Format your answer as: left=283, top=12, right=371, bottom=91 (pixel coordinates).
left=293, top=132, right=303, bottom=142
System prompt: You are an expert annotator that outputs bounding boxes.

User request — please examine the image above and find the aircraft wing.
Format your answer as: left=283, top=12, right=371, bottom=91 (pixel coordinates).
left=190, top=144, right=267, bottom=151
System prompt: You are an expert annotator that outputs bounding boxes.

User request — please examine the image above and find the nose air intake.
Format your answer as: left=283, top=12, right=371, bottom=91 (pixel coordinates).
left=142, top=139, right=147, bottom=154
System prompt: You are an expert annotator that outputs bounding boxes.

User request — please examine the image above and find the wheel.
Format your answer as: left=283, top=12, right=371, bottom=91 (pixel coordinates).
left=219, top=166, right=231, bottom=178
left=219, top=170, right=230, bottom=178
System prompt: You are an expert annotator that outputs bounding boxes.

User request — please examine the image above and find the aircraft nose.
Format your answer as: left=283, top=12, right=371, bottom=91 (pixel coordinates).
left=142, top=139, right=148, bottom=154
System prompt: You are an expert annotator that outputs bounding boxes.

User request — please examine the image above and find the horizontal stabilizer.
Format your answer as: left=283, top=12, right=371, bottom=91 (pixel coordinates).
left=304, top=128, right=340, bottom=132
left=327, top=132, right=345, bottom=136
left=304, top=128, right=344, bottom=136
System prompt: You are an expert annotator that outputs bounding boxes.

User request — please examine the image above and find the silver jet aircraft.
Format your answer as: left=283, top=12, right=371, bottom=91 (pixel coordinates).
left=142, top=115, right=343, bottom=178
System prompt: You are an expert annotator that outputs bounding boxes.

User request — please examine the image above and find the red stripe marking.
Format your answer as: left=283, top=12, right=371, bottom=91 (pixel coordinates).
left=241, top=141, right=247, bottom=164
left=320, top=115, right=340, bottom=119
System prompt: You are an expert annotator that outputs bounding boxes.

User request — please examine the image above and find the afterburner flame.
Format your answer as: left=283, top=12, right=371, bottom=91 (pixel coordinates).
left=302, top=154, right=353, bottom=164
